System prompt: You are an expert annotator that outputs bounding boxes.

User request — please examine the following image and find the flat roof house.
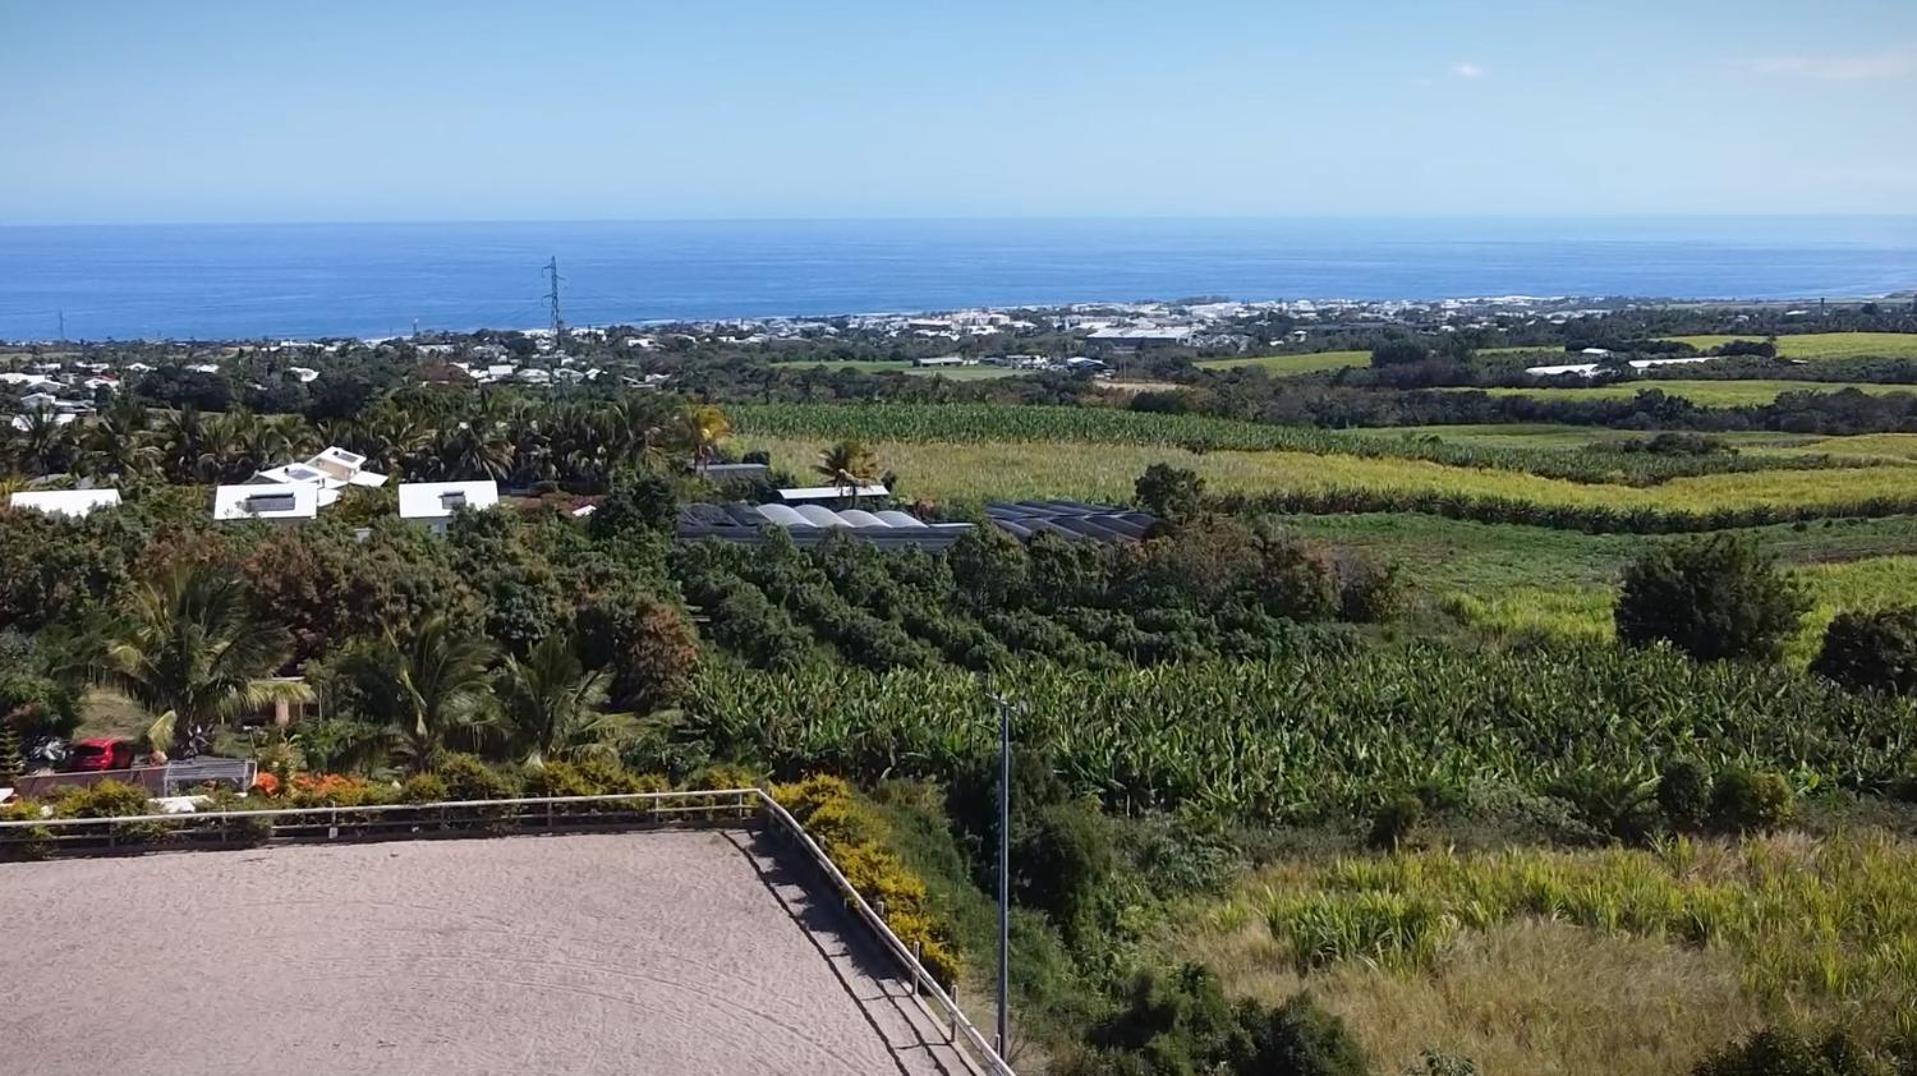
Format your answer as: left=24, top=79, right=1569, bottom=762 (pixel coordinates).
left=251, top=446, right=388, bottom=508
left=398, top=480, right=499, bottom=534
left=214, top=483, right=319, bottom=526
left=9, top=488, right=122, bottom=519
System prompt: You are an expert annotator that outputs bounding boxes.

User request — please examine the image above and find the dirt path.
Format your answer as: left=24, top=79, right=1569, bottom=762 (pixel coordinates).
left=0, top=830, right=972, bottom=1075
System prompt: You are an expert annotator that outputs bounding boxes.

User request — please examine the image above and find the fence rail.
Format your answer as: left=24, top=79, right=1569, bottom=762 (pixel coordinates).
left=0, top=788, right=1014, bottom=1076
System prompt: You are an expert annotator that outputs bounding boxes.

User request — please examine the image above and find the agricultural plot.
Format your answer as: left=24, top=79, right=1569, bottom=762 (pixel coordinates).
left=768, top=359, right=1025, bottom=380
left=1663, top=331, right=1917, bottom=360
left=1443, top=554, right=1917, bottom=665
left=740, top=432, right=1917, bottom=516
left=734, top=403, right=1902, bottom=489
left=1465, top=379, right=1915, bottom=407
left=1193, top=350, right=1371, bottom=375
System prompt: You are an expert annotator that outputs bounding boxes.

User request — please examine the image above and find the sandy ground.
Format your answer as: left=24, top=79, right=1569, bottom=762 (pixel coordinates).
left=0, top=830, right=971, bottom=1075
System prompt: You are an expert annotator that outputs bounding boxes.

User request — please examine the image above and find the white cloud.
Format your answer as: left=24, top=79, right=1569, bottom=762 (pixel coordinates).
left=1747, top=47, right=1917, bottom=81
left=1450, top=62, right=1485, bottom=79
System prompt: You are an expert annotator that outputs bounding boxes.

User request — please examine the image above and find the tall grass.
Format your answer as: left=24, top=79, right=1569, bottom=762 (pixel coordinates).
left=1217, top=831, right=1917, bottom=1037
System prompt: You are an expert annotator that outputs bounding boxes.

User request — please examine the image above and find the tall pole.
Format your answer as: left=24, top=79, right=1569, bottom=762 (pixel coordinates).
left=990, top=693, right=1014, bottom=1057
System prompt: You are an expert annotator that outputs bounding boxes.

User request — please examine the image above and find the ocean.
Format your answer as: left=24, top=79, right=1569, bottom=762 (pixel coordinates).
left=2, top=216, right=1914, bottom=342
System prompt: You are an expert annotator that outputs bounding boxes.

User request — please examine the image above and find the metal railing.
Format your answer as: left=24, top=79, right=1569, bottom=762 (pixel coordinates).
left=0, top=787, right=1015, bottom=1076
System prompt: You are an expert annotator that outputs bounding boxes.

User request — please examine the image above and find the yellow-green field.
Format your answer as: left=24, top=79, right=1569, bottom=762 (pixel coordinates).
left=1193, top=350, right=1370, bottom=375
left=1176, top=830, right=1917, bottom=1076
left=1468, top=379, right=1914, bottom=407
left=1662, top=332, right=1917, bottom=360
left=1444, top=554, right=1917, bottom=665
left=743, top=434, right=1916, bottom=512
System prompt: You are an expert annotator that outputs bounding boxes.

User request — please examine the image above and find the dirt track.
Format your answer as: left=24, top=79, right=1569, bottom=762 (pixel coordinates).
left=0, top=830, right=970, bottom=1075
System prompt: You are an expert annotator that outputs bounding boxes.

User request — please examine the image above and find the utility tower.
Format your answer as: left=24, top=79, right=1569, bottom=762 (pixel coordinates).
left=543, top=256, right=565, bottom=341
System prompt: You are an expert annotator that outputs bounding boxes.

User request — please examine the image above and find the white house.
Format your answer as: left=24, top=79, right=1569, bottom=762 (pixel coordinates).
left=251, top=446, right=388, bottom=507
left=18, top=392, right=59, bottom=409
left=214, top=483, right=319, bottom=525
left=398, top=480, right=499, bottom=534
left=9, top=488, right=122, bottom=518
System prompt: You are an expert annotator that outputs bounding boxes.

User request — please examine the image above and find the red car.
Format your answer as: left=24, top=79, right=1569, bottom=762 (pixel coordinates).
left=67, top=738, right=136, bottom=772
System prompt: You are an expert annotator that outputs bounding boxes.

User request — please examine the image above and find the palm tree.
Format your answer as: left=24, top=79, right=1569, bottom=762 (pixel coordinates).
left=494, top=633, right=634, bottom=765
left=334, top=617, right=496, bottom=771
left=815, top=439, right=880, bottom=504
left=673, top=404, right=732, bottom=473
left=79, top=395, right=159, bottom=481
left=104, top=561, right=311, bottom=759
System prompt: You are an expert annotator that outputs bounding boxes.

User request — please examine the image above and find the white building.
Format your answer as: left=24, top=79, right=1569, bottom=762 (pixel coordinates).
left=214, top=483, right=319, bottom=525
left=251, top=446, right=388, bottom=507
left=9, top=488, right=122, bottom=518
left=398, top=480, right=499, bottom=534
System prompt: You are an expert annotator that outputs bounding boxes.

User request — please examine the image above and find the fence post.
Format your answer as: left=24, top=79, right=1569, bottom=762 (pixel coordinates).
left=913, top=940, right=923, bottom=997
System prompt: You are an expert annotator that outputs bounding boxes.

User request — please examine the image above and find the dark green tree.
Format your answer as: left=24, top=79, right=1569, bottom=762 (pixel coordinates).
left=1614, top=536, right=1809, bottom=662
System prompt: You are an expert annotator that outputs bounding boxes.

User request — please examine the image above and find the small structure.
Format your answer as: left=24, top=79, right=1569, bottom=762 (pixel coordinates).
left=9, top=488, right=122, bottom=519
left=214, top=483, right=319, bottom=525
left=778, top=484, right=889, bottom=503
left=912, top=355, right=968, bottom=368
left=696, top=462, right=772, bottom=481
left=398, top=480, right=499, bottom=534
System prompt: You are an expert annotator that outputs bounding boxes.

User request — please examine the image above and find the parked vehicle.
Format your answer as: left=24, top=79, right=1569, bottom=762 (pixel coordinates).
left=66, top=738, right=136, bottom=773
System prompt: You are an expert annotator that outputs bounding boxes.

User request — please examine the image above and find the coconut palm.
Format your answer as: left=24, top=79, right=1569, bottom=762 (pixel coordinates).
left=104, top=561, right=311, bottom=759
left=815, top=439, right=880, bottom=504
left=673, top=404, right=732, bottom=472
left=494, top=633, right=635, bottom=765
left=78, top=395, right=159, bottom=480
left=333, top=617, right=497, bottom=772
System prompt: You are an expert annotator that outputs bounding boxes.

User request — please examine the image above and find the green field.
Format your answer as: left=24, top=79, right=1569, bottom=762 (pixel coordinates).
left=1470, top=379, right=1915, bottom=407
left=1330, top=424, right=1828, bottom=452
left=768, top=359, right=1026, bottom=380
left=1194, top=350, right=1370, bottom=375
left=1663, top=331, right=1917, bottom=360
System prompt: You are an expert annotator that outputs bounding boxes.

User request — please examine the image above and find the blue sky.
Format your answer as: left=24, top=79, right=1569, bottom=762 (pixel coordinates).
left=2, top=0, right=1914, bottom=222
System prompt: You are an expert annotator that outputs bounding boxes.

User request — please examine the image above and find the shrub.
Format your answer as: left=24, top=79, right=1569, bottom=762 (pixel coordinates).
left=1368, top=794, right=1424, bottom=851
left=1615, top=535, right=1810, bottom=662
left=53, top=779, right=167, bottom=845
left=1709, top=769, right=1794, bottom=833
left=1692, top=1027, right=1888, bottom=1076
left=1020, top=801, right=1115, bottom=942
left=1336, top=554, right=1402, bottom=624
left=774, top=775, right=961, bottom=987
left=1235, top=993, right=1371, bottom=1076
left=1813, top=606, right=1917, bottom=696
left=399, top=772, right=449, bottom=804
left=432, top=752, right=520, bottom=801
left=0, top=798, right=52, bottom=860
left=1656, top=759, right=1712, bottom=832
left=588, top=470, right=678, bottom=537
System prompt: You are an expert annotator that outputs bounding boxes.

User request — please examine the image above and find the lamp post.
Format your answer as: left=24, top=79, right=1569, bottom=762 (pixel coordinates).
left=985, top=691, right=1022, bottom=1058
